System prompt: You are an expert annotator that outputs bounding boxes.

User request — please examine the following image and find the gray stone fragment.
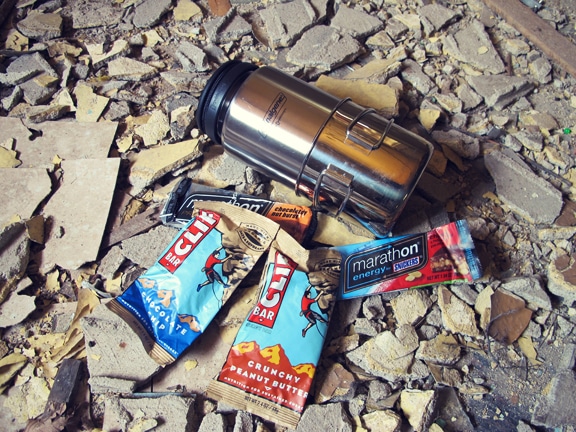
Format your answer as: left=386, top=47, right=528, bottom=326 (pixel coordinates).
left=558, top=343, right=576, bottom=370
left=71, top=0, right=124, bottom=29
left=484, top=149, right=563, bottom=224
left=103, top=394, right=195, bottom=431
left=400, top=59, right=436, bottom=94
left=296, top=403, right=353, bottom=432
left=198, top=412, right=228, bottom=432
left=532, top=371, right=576, bottom=428
left=0, top=222, right=30, bottom=302
left=16, top=12, right=62, bottom=40
left=287, top=26, right=362, bottom=71
left=331, top=4, right=383, bottom=38
left=121, top=225, right=177, bottom=269
left=1, top=86, right=23, bottom=111
left=513, top=129, right=543, bottom=152
left=165, top=92, right=198, bottom=140
left=309, top=0, right=329, bottom=20
left=443, top=20, right=505, bottom=74
left=385, top=17, right=408, bottom=40
left=108, top=57, right=157, bottom=81
left=260, top=0, right=317, bottom=48
left=89, top=376, right=137, bottom=394
left=6, top=52, right=57, bottom=78
left=19, top=79, right=58, bottom=105
left=26, top=104, right=70, bottom=123
left=529, top=56, right=552, bottom=84
left=232, top=411, right=253, bottom=432
left=501, top=277, right=552, bottom=311
left=133, top=0, right=173, bottom=29
left=419, top=4, right=460, bottom=33
left=467, top=75, right=535, bottom=110
left=0, top=70, right=38, bottom=86
left=175, top=41, right=209, bottom=72
left=431, top=129, right=480, bottom=159
left=204, top=9, right=252, bottom=43
left=455, top=83, right=483, bottom=111
left=81, top=304, right=162, bottom=388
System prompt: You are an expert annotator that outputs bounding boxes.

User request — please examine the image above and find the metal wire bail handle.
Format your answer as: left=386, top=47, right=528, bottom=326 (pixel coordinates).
left=345, top=108, right=394, bottom=151
left=313, top=164, right=354, bottom=216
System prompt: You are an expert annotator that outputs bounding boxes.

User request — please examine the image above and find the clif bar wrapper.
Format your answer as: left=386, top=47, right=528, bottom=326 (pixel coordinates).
left=336, top=220, right=483, bottom=300
left=207, top=230, right=341, bottom=429
left=161, top=178, right=316, bottom=243
left=107, top=202, right=280, bottom=365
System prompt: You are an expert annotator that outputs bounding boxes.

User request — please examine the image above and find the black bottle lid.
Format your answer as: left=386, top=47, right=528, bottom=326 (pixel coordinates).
left=197, top=60, right=258, bottom=145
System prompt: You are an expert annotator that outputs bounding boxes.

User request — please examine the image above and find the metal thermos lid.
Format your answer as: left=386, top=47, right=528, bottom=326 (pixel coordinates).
left=197, top=60, right=258, bottom=145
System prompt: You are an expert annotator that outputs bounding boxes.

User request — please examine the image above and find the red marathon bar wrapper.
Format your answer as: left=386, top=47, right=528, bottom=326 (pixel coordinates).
left=161, top=178, right=316, bottom=243
left=107, top=202, right=280, bottom=365
left=207, top=230, right=341, bottom=428
left=336, top=220, right=483, bottom=300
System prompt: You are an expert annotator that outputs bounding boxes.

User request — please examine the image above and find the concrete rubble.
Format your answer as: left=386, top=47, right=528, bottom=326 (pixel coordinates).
left=0, top=0, right=576, bottom=431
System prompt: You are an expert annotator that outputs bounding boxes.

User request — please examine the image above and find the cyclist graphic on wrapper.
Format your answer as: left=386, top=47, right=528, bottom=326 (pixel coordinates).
left=300, top=285, right=328, bottom=337
left=197, top=246, right=231, bottom=292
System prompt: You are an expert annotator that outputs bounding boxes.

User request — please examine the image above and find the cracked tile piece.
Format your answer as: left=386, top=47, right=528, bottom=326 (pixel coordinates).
left=437, top=286, right=479, bottom=337
left=40, top=158, right=120, bottom=272
left=75, top=85, right=109, bottom=122
left=0, top=168, right=52, bottom=228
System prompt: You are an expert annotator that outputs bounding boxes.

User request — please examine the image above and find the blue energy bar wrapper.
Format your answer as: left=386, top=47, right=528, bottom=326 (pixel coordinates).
left=107, top=202, right=280, bottom=365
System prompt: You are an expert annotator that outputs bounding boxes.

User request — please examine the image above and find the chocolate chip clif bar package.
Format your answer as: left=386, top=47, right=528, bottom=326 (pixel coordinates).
left=207, top=229, right=341, bottom=429
left=107, top=202, right=280, bottom=365
left=336, top=219, right=483, bottom=300
left=161, top=178, right=316, bottom=243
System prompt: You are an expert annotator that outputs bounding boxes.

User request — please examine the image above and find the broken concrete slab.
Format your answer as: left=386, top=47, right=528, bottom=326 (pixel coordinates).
left=194, top=144, right=250, bottom=189
left=346, top=325, right=419, bottom=381
left=259, top=0, right=317, bottom=49
left=390, top=289, right=432, bottom=326
left=71, top=0, right=124, bottom=29
left=127, top=139, right=202, bottom=196
left=287, top=25, right=363, bottom=72
left=203, top=8, right=252, bottom=44
left=500, top=277, right=552, bottom=311
left=295, top=402, right=353, bottom=432
left=547, top=254, right=576, bottom=304
left=484, top=149, right=564, bottom=224
left=0, top=168, right=52, bottom=228
left=437, top=286, right=480, bottom=337
left=466, top=74, right=535, bottom=110
left=39, top=158, right=120, bottom=272
left=400, top=59, right=436, bottom=95
left=134, top=110, right=170, bottom=147
left=431, top=129, right=480, bottom=160
left=532, top=370, right=576, bottom=428
left=316, top=75, right=398, bottom=118
left=489, top=288, right=532, bottom=344
left=175, top=41, right=209, bottom=73
left=82, top=303, right=162, bottom=388
left=120, top=225, right=177, bottom=269
left=330, top=4, right=383, bottom=39
left=0, top=118, right=118, bottom=168
left=107, top=57, right=157, bottom=81
left=0, top=222, right=30, bottom=304
left=103, top=394, right=195, bottom=431
left=133, top=0, right=173, bottom=29
left=16, top=12, right=62, bottom=41
left=74, top=85, right=109, bottom=123
left=400, top=389, right=436, bottom=432
left=419, top=3, right=460, bottom=35
left=443, top=20, right=505, bottom=74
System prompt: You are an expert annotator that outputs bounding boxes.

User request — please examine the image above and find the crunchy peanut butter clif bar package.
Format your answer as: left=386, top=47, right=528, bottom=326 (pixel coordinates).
left=107, top=202, right=280, bottom=365
left=207, top=229, right=341, bottom=429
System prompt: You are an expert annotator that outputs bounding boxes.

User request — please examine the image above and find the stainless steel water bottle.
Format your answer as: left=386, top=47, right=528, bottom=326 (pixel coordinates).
left=196, top=60, right=434, bottom=236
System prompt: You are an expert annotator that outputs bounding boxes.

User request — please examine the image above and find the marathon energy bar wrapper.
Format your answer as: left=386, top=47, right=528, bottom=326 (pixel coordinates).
left=336, top=219, right=483, bottom=299
left=161, top=178, right=316, bottom=243
left=107, top=202, right=280, bottom=365
left=207, top=230, right=341, bottom=428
